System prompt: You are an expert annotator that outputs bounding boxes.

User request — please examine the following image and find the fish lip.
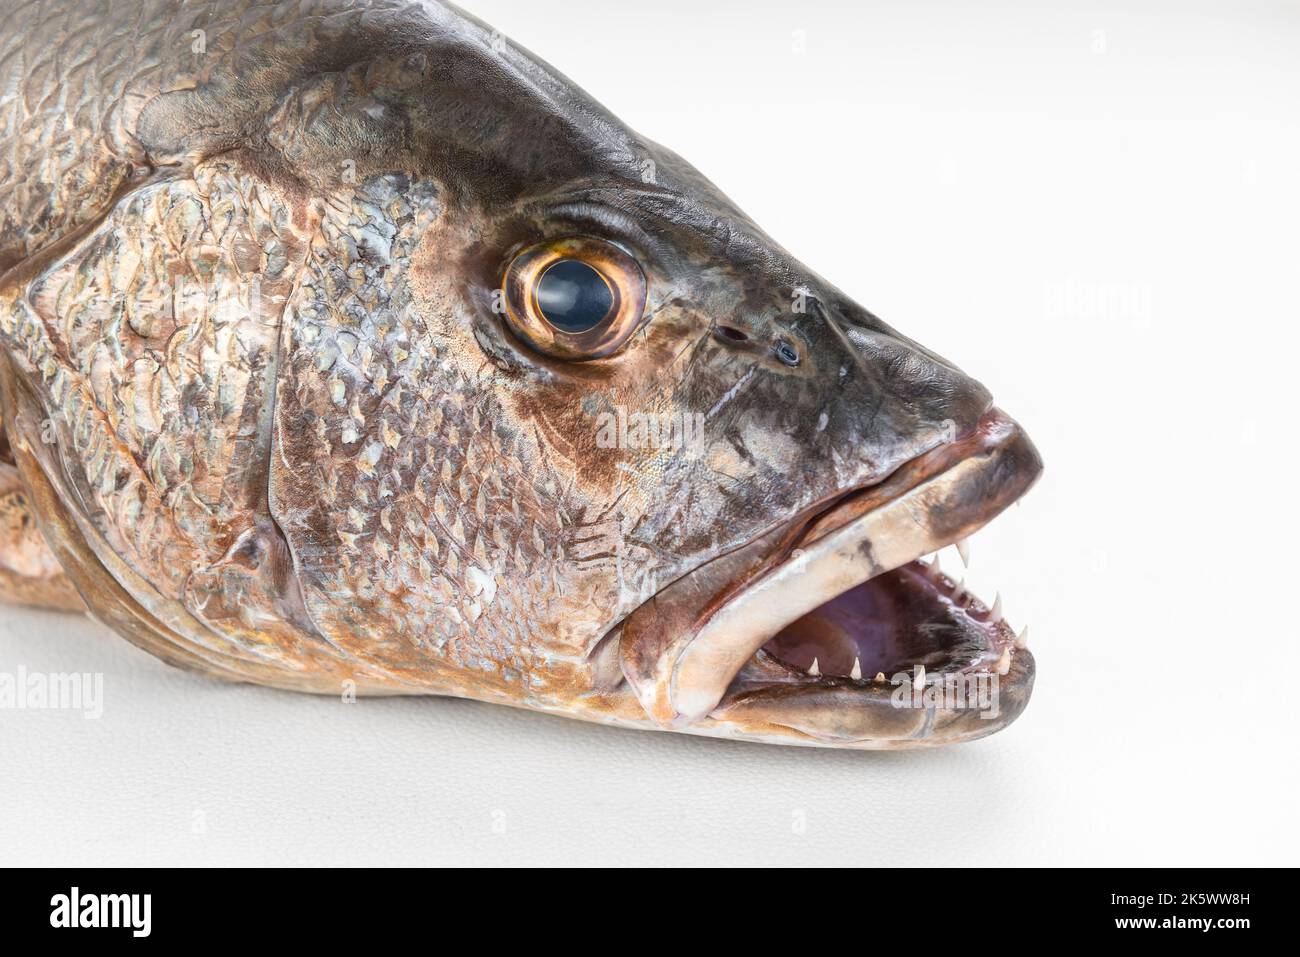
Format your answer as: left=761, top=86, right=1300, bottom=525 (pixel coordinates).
left=708, top=641, right=1037, bottom=748
left=617, top=408, right=1043, bottom=744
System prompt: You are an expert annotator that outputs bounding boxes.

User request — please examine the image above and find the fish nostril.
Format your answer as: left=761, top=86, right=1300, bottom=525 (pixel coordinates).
left=715, top=324, right=749, bottom=343
left=774, top=338, right=800, bottom=367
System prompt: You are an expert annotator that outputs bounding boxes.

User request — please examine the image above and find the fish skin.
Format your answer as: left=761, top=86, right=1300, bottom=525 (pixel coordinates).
left=0, top=0, right=1039, bottom=747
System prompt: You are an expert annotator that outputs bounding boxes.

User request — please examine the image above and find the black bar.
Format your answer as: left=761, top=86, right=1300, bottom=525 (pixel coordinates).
left=0, top=867, right=1285, bottom=943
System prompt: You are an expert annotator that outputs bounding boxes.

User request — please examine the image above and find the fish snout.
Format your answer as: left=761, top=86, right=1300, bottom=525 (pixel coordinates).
left=801, top=297, right=996, bottom=481
left=705, top=283, right=995, bottom=466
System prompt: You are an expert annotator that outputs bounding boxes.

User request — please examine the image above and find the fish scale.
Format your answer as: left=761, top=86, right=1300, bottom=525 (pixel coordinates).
left=267, top=170, right=571, bottom=684
left=5, top=167, right=300, bottom=662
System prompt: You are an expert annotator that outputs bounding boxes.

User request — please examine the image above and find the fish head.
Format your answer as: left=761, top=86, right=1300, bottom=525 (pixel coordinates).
left=273, top=5, right=1043, bottom=747
left=4, top=0, right=1040, bottom=749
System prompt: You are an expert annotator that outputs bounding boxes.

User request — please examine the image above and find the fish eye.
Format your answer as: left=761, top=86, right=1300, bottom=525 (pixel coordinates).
left=535, top=259, right=614, bottom=333
left=501, top=236, right=647, bottom=360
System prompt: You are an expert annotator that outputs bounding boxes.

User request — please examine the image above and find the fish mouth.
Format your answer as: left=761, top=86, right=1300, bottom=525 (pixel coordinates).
left=618, top=408, right=1043, bottom=747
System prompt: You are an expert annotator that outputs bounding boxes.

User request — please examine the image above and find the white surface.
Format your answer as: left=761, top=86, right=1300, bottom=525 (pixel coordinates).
left=2, top=0, right=1297, bottom=866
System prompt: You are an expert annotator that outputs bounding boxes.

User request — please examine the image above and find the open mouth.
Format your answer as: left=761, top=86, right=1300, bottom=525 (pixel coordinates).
left=617, top=408, right=1042, bottom=745
left=761, top=559, right=1017, bottom=682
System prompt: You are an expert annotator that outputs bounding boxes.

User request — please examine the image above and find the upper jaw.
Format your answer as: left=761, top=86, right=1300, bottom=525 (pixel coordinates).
left=615, top=408, right=1043, bottom=746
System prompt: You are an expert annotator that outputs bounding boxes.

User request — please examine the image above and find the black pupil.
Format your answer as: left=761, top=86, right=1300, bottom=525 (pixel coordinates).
left=535, top=259, right=613, bottom=333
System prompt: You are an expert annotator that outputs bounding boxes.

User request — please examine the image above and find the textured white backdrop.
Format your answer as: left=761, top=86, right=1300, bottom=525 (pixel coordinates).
left=1, top=0, right=1296, bottom=866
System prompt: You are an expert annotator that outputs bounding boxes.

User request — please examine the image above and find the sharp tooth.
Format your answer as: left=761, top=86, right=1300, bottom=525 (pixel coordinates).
left=850, top=657, right=862, bottom=680
left=930, top=553, right=941, bottom=579
left=914, top=664, right=926, bottom=688
left=990, top=592, right=1003, bottom=622
left=808, top=657, right=820, bottom=677
left=955, top=537, right=971, bottom=566
left=996, top=648, right=1012, bottom=675
left=1015, top=626, right=1030, bottom=649
left=874, top=672, right=886, bottom=683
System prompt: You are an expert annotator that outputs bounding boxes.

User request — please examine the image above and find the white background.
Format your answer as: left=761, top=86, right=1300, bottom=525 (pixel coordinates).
left=2, top=0, right=1297, bottom=866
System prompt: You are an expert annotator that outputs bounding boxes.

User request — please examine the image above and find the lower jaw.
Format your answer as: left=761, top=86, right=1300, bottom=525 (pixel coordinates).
left=704, top=645, right=1035, bottom=748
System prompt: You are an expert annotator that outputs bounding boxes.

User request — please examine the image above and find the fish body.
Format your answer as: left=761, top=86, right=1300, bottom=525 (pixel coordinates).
left=0, top=0, right=1041, bottom=747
